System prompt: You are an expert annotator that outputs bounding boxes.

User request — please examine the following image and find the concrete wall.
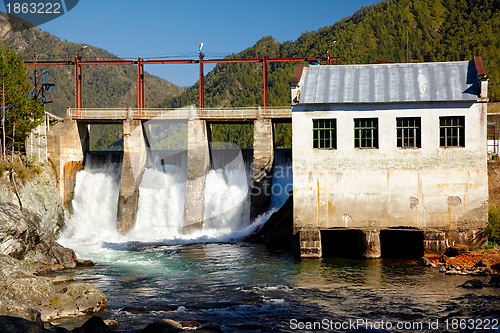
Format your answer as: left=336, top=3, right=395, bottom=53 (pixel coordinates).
left=292, top=102, right=488, bottom=257
left=46, top=119, right=89, bottom=212
left=26, top=117, right=48, bottom=163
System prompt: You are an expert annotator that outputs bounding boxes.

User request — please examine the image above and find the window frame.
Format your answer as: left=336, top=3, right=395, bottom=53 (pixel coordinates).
left=439, top=116, right=465, bottom=148
left=312, top=119, right=337, bottom=150
left=396, top=117, right=422, bottom=149
left=354, top=118, right=379, bottom=149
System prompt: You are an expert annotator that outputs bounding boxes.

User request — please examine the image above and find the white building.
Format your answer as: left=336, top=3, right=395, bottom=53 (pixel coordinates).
left=292, top=58, right=489, bottom=258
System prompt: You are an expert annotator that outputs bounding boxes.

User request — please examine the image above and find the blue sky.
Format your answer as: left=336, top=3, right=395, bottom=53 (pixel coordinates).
left=3, top=0, right=376, bottom=87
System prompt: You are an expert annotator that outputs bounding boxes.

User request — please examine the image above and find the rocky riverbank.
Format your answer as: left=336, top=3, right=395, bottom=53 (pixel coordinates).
left=0, top=162, right=106, bottom=323
left=418, top=245, right=500, bottom=276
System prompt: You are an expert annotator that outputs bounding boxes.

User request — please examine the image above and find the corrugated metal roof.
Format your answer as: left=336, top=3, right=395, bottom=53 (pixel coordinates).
left=299, top=61, right=480, bottom=104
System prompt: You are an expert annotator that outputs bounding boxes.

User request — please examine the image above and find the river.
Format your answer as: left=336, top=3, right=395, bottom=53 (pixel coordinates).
left=55, top=150, right=500, bottom=332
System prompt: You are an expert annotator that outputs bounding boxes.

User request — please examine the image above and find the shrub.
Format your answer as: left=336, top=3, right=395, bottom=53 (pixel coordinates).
left=487, top=204, right=500, bottom=244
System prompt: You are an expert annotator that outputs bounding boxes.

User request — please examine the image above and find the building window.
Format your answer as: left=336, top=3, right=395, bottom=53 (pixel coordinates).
left=440, top=116, right=465, bottom=147
left=397, top=117, right=421, bottom=148
left=354, top=118, right=378, bottom=149
left=313, top=119, right=337, bottom=149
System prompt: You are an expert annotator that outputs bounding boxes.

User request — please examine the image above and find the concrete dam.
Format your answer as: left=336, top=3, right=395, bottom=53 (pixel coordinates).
left=47, top=107, right=292, bottom=234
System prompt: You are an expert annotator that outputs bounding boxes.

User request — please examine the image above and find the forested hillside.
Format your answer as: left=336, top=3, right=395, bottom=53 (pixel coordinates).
left=162, top=0, right=499, bottom=107
left=159, top=0, right=498, bottom=149
left=0, top=13, right=185, bottom=116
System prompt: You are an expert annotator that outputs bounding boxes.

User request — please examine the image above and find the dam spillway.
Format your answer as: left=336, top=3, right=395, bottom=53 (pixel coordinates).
left=47, top=107, right=292, bottom=235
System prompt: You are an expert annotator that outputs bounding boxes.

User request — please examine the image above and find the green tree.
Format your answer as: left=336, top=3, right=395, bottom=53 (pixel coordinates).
left=0, top=47, right=44, bottom=156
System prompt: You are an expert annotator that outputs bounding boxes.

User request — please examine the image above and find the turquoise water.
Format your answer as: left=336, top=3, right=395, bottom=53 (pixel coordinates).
left=54, top=242, right=500, bottom=332
left=55, top=151, right=500, bottom=332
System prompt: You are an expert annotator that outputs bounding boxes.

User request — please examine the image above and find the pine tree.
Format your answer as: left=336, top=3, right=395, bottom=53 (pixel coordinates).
left=0, top=47, right=44, bottom=157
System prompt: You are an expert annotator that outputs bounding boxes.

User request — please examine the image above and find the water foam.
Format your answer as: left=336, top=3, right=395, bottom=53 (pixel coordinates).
left=58, top=150, right=266, bottom=260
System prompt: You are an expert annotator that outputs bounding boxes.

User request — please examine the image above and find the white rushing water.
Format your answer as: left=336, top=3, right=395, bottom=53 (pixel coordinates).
left=58, top=150, right=277, bottom=263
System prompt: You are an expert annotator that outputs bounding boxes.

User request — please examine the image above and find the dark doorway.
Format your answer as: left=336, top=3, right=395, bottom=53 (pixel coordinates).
left=321, top=230, right=363, bottom=258
left=380, top=229, right=424, bottom=259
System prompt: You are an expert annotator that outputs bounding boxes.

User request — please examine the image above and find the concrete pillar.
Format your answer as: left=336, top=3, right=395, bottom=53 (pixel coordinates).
left=295, top=229, right=322, bottom=258
left=251, top=118, right=274, bottom=220
left=362, top=229, right=381, bottom=259
left=46, top=118, right=88, bottom=213
left=117, top=119, right=147, bottom=232
left=423, top=231, right=447, bottom=256
left=183, top=119, right=210, bottom=233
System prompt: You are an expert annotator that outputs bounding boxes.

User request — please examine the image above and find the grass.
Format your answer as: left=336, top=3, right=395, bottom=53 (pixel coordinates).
left=0, top=155, right=45, bottom=182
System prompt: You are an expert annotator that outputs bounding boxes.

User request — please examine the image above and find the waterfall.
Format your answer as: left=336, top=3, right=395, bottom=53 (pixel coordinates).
left=59, top=147, right=254, bottom=249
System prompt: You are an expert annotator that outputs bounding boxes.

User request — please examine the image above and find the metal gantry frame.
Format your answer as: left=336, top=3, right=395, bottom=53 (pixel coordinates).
left=24, top=54, right=332, bottom=111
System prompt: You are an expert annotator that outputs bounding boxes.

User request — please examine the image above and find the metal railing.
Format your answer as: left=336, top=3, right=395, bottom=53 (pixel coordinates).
left=68, top=108, right=129, bottom=119
left=68, top=107, right=292, bottom=120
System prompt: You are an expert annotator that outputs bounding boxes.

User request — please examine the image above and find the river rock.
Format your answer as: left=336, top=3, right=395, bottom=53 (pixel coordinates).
left=0, top=203, right=44, bottom=260
left=474, top=259, right=489, bottom=268
left=0, top=254, right=106, bottom=321
left=461, top=279, right=483, bottom=289
left=41, top=283, right=106, bottom=320
left=491, top=263, right=500, bottom=273
left=104, top=319, right=119, bottom=327
left=0, top=202, right=86, bottom=274
left=489, top=274, right=500, bottom=287
left=197, top=322, right=223, bottom=332
left=0, top=165, right=65, bottom=238
left=417, top=257, right=434, bottom=267
left=141, top=318, right=184, bottom=332
left=0, top=315, right=70, bottom=333
left=443, top=245, right=469, bottom=257
left=22, top=237, right=79, bottom=273
left=72, top=316, right=113, bottom=333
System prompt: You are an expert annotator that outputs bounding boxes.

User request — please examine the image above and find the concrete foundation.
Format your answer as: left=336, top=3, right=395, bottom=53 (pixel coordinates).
left=183, top=119, right=210, bottom=233
left=251, top=118, right=274, bottom=220
left=361, top=229, right=381, bottom=259
left=117, top=119, right=147, bottom=232
left=46, top=118, right=89, bottom=212
left=295, top=229, right=322, bottom=258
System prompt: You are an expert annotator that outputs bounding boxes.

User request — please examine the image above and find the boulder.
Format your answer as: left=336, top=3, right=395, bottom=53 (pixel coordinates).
left=103, top=319, right=119, bottom=328
left=417, top=257, right=434, bottom=267
left=0, top=202, right=89, bottom=274
left=461, top=279, right=483, bottom=289
left=22, top=237, right=79, bottom=273
left=489, top=274, right=500, bottom=287
left=443, top=245, right=469, bottom=257
left=72, top=316, right=113, bottom=333
left=491, top=263, right=500, bottom=273
left=0, top=203, right=44, bottom=260
left=474, top=259, right=489, bottom=268
left=0, top=254, right=105, bottom=321
left=141, top=318, right=184, bottom=332
left=41, top=283, right=106, bottom=320
left=197, top=322, right=223, bottom=332
left=0, top=315, right=70, bottom=333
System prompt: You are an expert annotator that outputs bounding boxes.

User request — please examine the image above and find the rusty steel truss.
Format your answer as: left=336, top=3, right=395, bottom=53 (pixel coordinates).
left=24, top=54, right=339, bottom=110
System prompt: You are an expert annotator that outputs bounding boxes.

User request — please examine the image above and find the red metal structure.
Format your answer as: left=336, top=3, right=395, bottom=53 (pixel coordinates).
left=24, top=55, right=326, bottom=110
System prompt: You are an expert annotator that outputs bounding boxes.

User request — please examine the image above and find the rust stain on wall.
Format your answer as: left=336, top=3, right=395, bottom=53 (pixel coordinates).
left=63, top=161, right=83, bottom=213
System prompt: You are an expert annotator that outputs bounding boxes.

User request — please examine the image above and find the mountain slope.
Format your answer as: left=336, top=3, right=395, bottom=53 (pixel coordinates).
left=161, top=0, right=499, bottom=109
left=0, top=13, right=185, bottom=117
